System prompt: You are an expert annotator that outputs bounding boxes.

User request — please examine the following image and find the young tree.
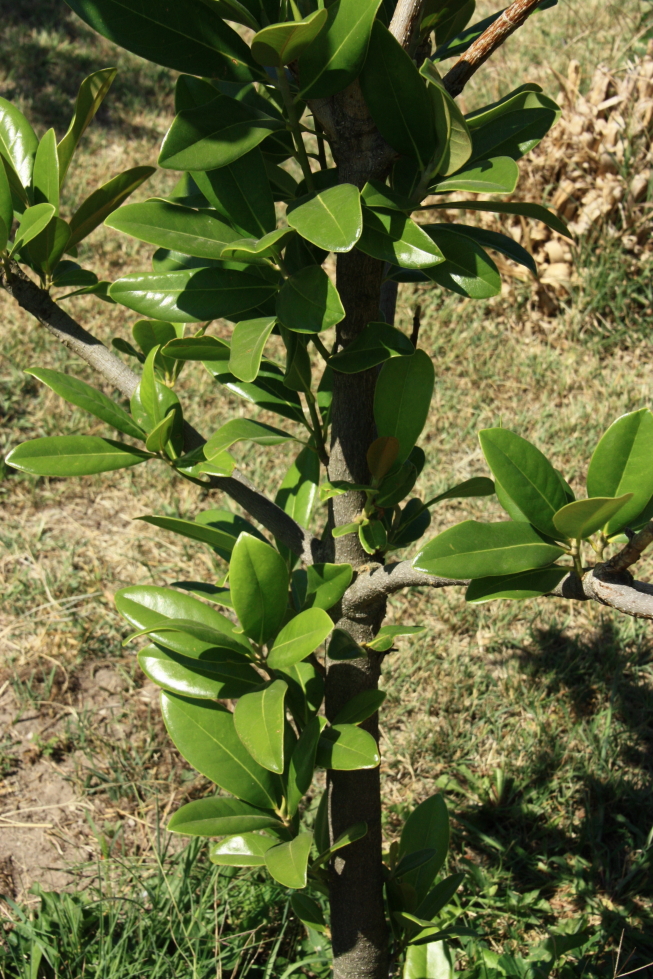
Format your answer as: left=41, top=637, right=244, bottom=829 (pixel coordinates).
left=3, top=1, right=653, bottom=975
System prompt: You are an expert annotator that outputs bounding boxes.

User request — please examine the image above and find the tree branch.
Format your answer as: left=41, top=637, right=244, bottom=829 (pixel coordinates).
left=1, top=260, right=324, bottom=564
left=603, top=521, right=653, bottom=574
left=442, top=0, right=544, bottom=98
left=389, top=0, right=427, bottom=53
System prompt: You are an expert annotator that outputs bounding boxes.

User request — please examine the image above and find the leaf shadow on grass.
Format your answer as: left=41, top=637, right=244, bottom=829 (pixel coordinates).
left=452, top=619, right=653, bottom=974
left=0, top=0, right=174, bottom=137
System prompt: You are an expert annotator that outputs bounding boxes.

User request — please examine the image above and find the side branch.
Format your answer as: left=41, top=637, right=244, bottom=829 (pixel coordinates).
left=389, top=0, right=428, bottom=52
left=1, top=261, right=324, bottom=564
left=442, top=0, right=544, bottom=98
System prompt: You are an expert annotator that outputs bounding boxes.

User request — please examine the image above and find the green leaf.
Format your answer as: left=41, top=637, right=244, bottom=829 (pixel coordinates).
left=277, top=265, right=345, bottom=334
left=416, top=872, right=465, bottom=921
left=287, top=184, right=362, bottom=253
left=228, top=317, right=276, bottom=382
left=357, top=208, right=444, bottom=269
left=465, top=566, right=568, bottom=603
left=403, top=941, right=455, bottom=979
left=230, top=533, right=289, bottom=645
left=286, top=715, right=327, bottom=817
left=420, top=199, right=572, bottom=238
left=587, top=409, right=653, bottom=536
left=58, top=68, right=117, bottom=185
left=252, top=9, right=328, bottom=66
left=234, top=680, right=288, bottom=774
left=360, top=179, right=414, bottom=212
left=109, top=267, right=278, bottom=323
left=52, top=262, right=98, bottom=288
left=328, top=628, right=363, bottom=661
left=220, top=228, right=296, bottom=265
left=10, top=203, right=56, bottom=256
left=275, top=447, right=321, bottom=568
left=366, top=624, right=426, bottom=651
left=205, top=418, right=297, bottom=460
left=359, top=21, right=436, bottom=170
left=420, top=61, right=472, bottom=177
left=6, top=435, right=150, bottom=477
left=553, top=495, right=633, bottom=541
left=368, top=436, right=400, bottom=481
left=374, top=349, right=434, bottom=463
left=399, top=794, right=449, bottom=903
left=0, top=215, right=7, bottom=253
left=264, top=832, right=313, bottom=888
left=137, top=643, right=263, bottom=700
left=282, top=327, right=313, bottom=394
left=194, top=148, right=276, bottom=238
left=163, top=335, right=230, bottom=361
left=106, top=199, right=241, bottom=259
left=359, top=519, right=388, bottom=554
left=312, top=821, right=368, bottom=868
left=436, top=224, right=536, bottom=276
left=267, top=608, right=332, bottom=670
left=421, top=225, right=500, bottom=298
left=413, top=520, right=565, bottom=579
left=316, top=724, right=380, bottom=770
left=425, top=476, right=495, bottom=507
left=162, top=692, right=282, bottom=809
left=65, top=0, right=260, bottom=81
left=468, top=90, right=560, bottom=163
left=145, top=413, right=176, bottom=453
left=0, top=160, right=12, bottom=236
left=209, top=832, right=277, bottom=866
left=127, top=617, right=253, bottom=650
left=390, top=498, right=431, bottom=550
left=298, top=0, right=382, bottom=99
left=68, top=166, right=155, bottom=248
left=28, top=216, right=71, bottom=273
left=329, top=322, right=414, bottom=374
left=205, top=360, right=305, bottom=425
left=277, top=661, right=324, bottom=726
left=479, top=428, right=569, bottom=539
left=431, top=156, right=519, bottom=194
left=290, top=893, right=327, bottom=933
left=168, top=796, right=282, bottom=837
left=159, top=96, right=283, bottom=172
left=333, top=690, right=386, bottom=725
left=132, top=320, right=180, bottom=376
left=0, top=97, right=38, bottom=190
left=32, top=129, right=60, bottom=209
left=26, top=368, right=145, bottom=441
left=292, top=563, right=353, bottom=612
left=135, top=346, right=181, bottom=429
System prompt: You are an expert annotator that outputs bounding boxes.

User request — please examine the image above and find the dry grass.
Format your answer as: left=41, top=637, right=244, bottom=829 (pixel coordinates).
left=1, top=0, right=653, bottom=973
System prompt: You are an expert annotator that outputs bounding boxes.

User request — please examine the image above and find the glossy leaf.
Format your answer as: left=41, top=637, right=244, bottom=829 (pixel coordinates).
left=316, top=724, right=380, bottom=770
left=587, top=409, right=653, bottom=536
left=137, top=515, right=245, bottom=557
left=287, top=184, right=362, bottom=253
left=277, top=661, right=324, bottom=726
left=205, top=418, right=297, bottom=461
left=368, top=436, right=400, bottom=480
left=360, top=21, right=436, bottom=170
left=205, top=361, right=305, bottom=425
left=431, top=156, right=519, bottom=195
left=230, top=533, right=289, bottom=645
left=403, top=941, right=455, bottom=979
left=267, top=608, right=333, bottom=670
left=58, top=68, right=117, bottom=184
left=168, top=796, right=282, bottom=837
left=234, top=680, right=288, bottom=773
left=421, top=61, right=472, bottom=177
left=468, top=90, right=560, bottom=163
left=26, top=367, right=145, bottom=441
left=298, top=0, right=383, bottom=99
left=162, top=692, right=282, bottom=809
left=290, top=893, right=327, bottom=933
left=109, top=267, right=277, bottom=323
left=479, top=428, right=568, bottom=539
left=0, top=97, right=38, bottom=190
left=333, top=690, right=386, bottom=725
left=6, top=435, right=150, bottom=477
left=399, top=794, right=449, bottom=903
left=115, top=584, right=251, bottom=654
left=275, top=447, right=320, bottom=567
left=286, top=715, right=327, bottom=817
left=422, top=226, right=500, bottom=298
left=106, top=200, right=241, bottom=259
left=68, top=166, right=155, bottom=248
left=32, top=129, right=59, bottom=209
left=328, top=628, right=363, bottom=661
left=417, top=872, right=466, bottom=921
left=0, top=160, right=12, bottom=235
left=424, top=476, right=495, bottom=508
left=28, top=216, right=71, bottom=273
left=10, top=203, right=56, bottom=256
left=329, top=322, right=414, bottom=374
left=220, top=228, right=296, bottom=265
left=437, top=224, right=537, bottom=276
left=252, top=9, right=328, bottom=66
left=390, top=498, right=431, bottom=550
left=312, top=821, right=368, bottom=868
left=553, top=495, right=632, bottom=541
left=65, top=0, right=259, bottom=80
left=465, top=566, right=568, bottom=603
left=228, top=317, right=276, bottom=382
left=209, top=833, right=277, bottom=866
left=159, top=96, right=283, bottom=172
left=374, top=350, right=434, bottom=462
left=194, top=148, right=276, bottom=238
left=264, top=832, right=313, bottom=889
left=366, top=624, right=426, bottom=652
left=163, top=335, right=230, bottom=361
left=137, top=643, right=262, bottom=700
left=422, top=199, right=571, bottom=238
left=277, top=265, right=345, bottom=334
left=359, top=519, right=388, bottom=554
left=51, top=262, right=98, bottom=288
left=413, top=520, right=565, bottom=579
left=358, top=208, right=444, bottom=269
left=292, top=563, right=353, bottom=612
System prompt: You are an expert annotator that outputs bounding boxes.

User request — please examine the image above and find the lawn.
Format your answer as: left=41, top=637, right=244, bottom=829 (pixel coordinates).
left=1, top=0, right=653, bottom=976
